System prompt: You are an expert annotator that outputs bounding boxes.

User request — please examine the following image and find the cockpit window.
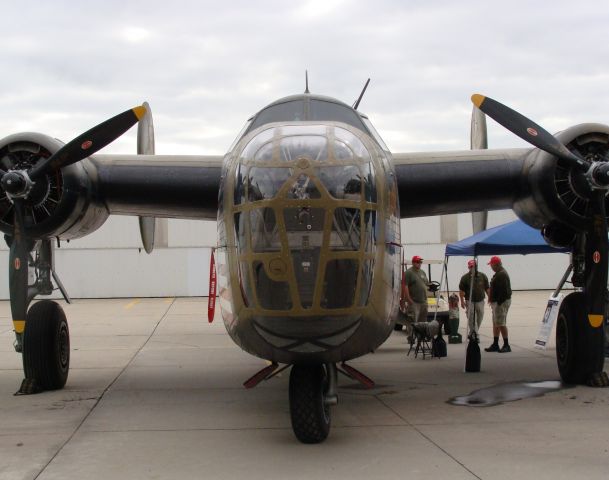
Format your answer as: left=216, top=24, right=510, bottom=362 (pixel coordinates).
left=250, top=101, right=304, bottom=131
left=330, top=208, right=361, bottom=251
left=254, top=143, right=274, bottom=162
left=247, top=167, right=291, bottom=201
left=228, top=119, right=253, bottom=152
left=250, top=208, right=280, bottom=252
left=334, top=128, right=368, bottom=158
left=309, top=100, right=366, bottom=130
left=315, top=165, right=362, bottom=199
left=322, top=259, right=359, bottom=309
left=247, top=98, right=367, bottom=133
left=361, top=116, right=389, bottom=152
left=232, top=124, right=380, bottom=312
left=280, top=136, right=327, bottom=162
left=252, top=260, right=293, bottom=310
left=286, top=174, right=321, bottom=199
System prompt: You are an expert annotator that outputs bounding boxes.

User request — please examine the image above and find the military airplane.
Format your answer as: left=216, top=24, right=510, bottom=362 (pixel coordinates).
left=1, top=86, right=607, bottom=443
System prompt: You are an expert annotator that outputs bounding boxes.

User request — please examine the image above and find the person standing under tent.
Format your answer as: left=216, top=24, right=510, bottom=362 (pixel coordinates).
left=485, top=256, right=512, bottom=353
left=458, top=259, right=489, bottom=337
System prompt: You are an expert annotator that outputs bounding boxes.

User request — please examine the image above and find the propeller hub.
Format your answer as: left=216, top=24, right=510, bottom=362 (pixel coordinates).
left=588, top=162, right=609, bottom=189
left=1, top=170, right=34, bottom=199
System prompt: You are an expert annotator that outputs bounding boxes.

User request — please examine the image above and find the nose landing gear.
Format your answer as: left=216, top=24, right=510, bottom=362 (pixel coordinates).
left=289, top=364, right=333, bottom=444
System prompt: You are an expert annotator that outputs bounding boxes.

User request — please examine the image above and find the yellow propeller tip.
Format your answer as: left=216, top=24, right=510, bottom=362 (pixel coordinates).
left=133, top=105, right=147, bottom=120
left=471, top=94, right=485, bottom=108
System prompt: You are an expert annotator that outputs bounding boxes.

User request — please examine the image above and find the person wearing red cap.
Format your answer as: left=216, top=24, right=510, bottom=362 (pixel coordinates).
left=485, top=256, right=512, bottom=353
left=403, top=256, right=429, bottom=337
left=458, top=259, right=489, bottom=336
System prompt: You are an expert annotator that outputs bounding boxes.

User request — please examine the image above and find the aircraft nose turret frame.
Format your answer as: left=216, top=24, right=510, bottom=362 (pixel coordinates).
left=217, top=123, right=400, bottom=365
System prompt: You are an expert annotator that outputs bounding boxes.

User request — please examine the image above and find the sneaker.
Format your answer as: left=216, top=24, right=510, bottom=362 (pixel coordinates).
left=484, top=344, right=500, bottom=352
left=499, top=345, right=511, bottom=353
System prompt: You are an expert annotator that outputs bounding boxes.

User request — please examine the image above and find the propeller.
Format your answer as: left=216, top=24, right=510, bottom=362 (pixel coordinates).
left=29, top=106, right=146, bottom=180
left=471, top=94, right=588, bottom=171
left=2, top=105, right=146, bottom=336
left=472, top=94, right=608, bottom=370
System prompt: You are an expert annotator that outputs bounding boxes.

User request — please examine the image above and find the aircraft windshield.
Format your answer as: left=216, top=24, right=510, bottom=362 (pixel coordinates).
left=232, top=125, right=377, bottom=312
left=247, top=98, right=367, bottom=133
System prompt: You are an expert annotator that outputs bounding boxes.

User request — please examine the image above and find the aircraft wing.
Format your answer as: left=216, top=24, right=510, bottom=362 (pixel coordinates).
left=392, top=147, right=532, bottom=219
left=91, top=153, right=224, bottom=220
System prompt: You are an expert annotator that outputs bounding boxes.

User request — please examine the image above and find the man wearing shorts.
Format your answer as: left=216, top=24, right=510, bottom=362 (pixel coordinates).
left=485, top=256, right=512, bottom=353
left=402, top=256, right=429, bottom=343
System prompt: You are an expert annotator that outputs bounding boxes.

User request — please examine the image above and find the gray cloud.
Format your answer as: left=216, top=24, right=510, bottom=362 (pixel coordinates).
left=1, top=0, right=608, bottom=155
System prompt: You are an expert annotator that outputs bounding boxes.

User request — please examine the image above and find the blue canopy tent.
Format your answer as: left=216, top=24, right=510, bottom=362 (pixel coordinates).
left=438, top=220, right=569, bottom=323
left=445, top=219, right=568, bottom=256
left=439, top=220, right=570, bottom=343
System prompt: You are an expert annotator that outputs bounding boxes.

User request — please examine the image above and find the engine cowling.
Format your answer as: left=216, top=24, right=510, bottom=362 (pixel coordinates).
left=513, top=123, right=609, bottom=235
left=0, top=132, right=108, bottom=240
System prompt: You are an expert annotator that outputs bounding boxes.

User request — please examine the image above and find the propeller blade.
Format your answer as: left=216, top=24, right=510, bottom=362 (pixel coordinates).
left=471, top=94, right=587, bottom=170
left=8, top=200, right=29, bottom=335
left=28, top=105, right=147, bottom=180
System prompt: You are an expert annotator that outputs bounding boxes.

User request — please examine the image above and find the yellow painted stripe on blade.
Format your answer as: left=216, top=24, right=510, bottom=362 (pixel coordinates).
left=588, top=314, right=603, bottom=328
left=124, top=298, right=141, bottom=310
left=471, top=94, right=485, bottom=108
left=164, top=297, right=174, bottom=304
left=133, top=106, right=147, bottom=120
left=13, top=320, right=25, bottom=333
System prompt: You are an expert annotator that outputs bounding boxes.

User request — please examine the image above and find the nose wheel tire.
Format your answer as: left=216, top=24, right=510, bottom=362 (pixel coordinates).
left=289, top=364, right=331, bottom=443
left=22, top=300, right=70, bottom=390
left=556, top=292, right=605, bottom=384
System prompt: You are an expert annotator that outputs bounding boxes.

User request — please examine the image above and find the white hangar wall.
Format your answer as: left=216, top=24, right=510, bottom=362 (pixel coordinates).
left=0, top=210, right=568, bottom=299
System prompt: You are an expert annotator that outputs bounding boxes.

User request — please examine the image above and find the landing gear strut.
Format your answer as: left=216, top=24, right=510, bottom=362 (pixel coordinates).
left=11, top=239, right=71, bottom=394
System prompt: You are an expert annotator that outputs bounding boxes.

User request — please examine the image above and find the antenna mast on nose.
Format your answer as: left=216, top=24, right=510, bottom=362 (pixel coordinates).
left=353, top=78, right=370, bottom=110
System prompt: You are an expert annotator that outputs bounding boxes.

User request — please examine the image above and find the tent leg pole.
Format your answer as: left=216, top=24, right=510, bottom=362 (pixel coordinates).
left=443, top=255, right=449, bottom=298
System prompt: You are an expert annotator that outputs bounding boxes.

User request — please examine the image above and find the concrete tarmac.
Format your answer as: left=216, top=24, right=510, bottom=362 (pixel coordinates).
left=1, top=292, right=608, bottom=479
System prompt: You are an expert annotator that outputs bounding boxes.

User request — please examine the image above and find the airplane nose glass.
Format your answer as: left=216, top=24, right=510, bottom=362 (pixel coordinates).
left=233, top=125, right=378, bottom=311
left=287, top=174, right=321, bottom=199
left=247, top=167, right=291, bottom=202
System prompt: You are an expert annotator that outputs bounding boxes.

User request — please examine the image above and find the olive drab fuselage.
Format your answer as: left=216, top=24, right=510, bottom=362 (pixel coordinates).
left=215, top=94, right=401, bottom=365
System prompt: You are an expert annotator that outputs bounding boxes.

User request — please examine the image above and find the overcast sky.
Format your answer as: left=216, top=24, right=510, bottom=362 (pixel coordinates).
left=2, top=0, right=609, bottom=156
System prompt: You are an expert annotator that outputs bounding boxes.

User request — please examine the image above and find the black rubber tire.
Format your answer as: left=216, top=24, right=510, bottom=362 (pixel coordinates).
left=289, top=365, right=330, bottom=444
left=22, top=300, right=70, bottom=390
left=556, top=292, right=604, bottom=384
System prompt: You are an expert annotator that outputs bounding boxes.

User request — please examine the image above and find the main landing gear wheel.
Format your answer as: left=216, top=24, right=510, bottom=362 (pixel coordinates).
left=22, top=300, right=70, bottom=390
left=556, top=292, right=604, bottom=384
left=289, top=364, right=330, bottom=443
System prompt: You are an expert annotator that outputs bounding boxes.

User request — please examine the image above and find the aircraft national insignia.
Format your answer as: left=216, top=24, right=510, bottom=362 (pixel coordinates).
left=593, top=251, right=601, bottom=263
left=81, top=140, right=93, bottom=150
left=527, top=127, right=538, bottom=136
left=14, top=258, right=20, bottom=270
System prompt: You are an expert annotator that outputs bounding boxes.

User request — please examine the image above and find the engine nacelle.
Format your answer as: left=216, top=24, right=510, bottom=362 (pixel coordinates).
left=513, top=123, right=609, bottom=233
left=0, top=132, right=108, bottom=240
